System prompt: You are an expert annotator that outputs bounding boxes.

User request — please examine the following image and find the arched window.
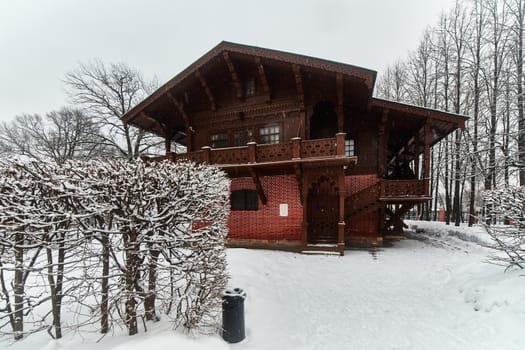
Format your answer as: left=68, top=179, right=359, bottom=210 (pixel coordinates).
left=231, top=189, right=259, bottom=210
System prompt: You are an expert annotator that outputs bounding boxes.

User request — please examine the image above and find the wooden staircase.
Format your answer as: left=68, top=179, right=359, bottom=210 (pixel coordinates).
left=344, top=182, right=383, bottom=220
left=344, top=179, right=431, bottom=239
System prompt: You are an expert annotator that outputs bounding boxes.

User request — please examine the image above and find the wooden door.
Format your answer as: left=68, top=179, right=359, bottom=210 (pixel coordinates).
left=307, top=177, right=339, bottom=244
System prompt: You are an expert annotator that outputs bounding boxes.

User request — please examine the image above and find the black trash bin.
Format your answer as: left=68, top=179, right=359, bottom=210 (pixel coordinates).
left=222, top=288, right=246, bottom=343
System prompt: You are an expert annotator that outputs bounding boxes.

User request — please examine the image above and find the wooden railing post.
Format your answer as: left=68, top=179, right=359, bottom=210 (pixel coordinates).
left=247, top=142, right=257, bottom=163
left=201, top=146, right=211, bottom=163
left=291, top=137, right=301, bottom=159
left=336, top=133, right=346, bottom=156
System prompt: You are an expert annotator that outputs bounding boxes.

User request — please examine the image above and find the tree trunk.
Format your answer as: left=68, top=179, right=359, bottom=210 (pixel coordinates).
left=125, top=229, right=138, bottom=336
left=13, top=231, right=24, bottom=340
left=145, top=249, right=159, bottom=321
left=101, top=231, right=110, bottom=333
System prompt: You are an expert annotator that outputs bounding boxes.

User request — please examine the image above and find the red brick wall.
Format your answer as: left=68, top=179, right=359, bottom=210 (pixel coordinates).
left=229, top=175, right=302, bottom=241
left=345, top=174, right=381, bottom=239
left=344, top=174, right=379, bottom=196
left=228, top=173, right=383, bottom=246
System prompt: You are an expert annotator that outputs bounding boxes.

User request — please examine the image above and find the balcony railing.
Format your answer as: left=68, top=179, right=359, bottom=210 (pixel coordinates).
left=380, top=179, right=429, bottom=198
left=144, top=133, right=347, bottom=165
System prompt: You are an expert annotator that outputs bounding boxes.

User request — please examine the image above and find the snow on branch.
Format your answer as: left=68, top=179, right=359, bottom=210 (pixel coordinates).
left=483, top=186, right=525, bottom=270
left=0, top=159, right=230, bottom=340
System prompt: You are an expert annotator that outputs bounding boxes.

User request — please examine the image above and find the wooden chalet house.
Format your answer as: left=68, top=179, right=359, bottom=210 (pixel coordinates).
left=122, top=42, right=466, bottom=255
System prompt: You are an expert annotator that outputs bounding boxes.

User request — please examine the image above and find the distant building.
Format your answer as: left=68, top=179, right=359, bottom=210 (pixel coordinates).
left=123, top=42, right=466, bottom=255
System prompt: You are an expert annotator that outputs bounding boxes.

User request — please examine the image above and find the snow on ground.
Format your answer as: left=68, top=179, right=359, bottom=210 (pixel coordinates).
left=228, top=222, right=525, bottom=350
left=4, top=221, right=525, bottom=350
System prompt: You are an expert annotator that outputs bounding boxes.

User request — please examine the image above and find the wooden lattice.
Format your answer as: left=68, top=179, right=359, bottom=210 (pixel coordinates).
left=211, top=147, right=249, bottom=164
left=300, top=138, right=337, bottom=158
left=380, top=180, right=426, bottom=197
left=256, top=143, right=293, bottom=163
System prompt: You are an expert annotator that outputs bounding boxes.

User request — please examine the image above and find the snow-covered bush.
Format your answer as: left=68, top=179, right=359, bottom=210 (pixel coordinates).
left=483, top=186, right=525, bottom=270
left=0, top=159, right=230, bottom=340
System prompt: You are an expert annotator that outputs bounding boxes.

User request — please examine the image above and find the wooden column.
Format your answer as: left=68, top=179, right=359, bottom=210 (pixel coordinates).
left=336, top=132, right=346, bottom=156
left=292, top=137, right=301, bottom=159
left=186, top=127, right=193, bottom=152
left=302, top=173, right=309, bottom=249
left=164, top=137, right=171, bottom=153
left=423, top=120, right=431, bottom=195
left=293, top=65, right=307, bottom=139
left=338, top=170, right=346, bottom=255
left=414, top=134, right=420, bottom=179
left=377, top=110, right=388, bottom=177
left=247, top=142, right=257, bottom=163
left=336, top=73, right=344, bottom=132
left=201, top=146, right=211, bottom=163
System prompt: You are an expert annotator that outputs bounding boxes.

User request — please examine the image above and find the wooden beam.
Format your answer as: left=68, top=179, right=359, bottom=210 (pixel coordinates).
left=166, top=91, right=189, bottom=125
left=195, top=69, right=216, bottom=111
left=223, top=51, right=243, bottom=99
left=140, top=111, right=166, bottom=136
left=292, top=64, right=304, bottom=106
left=249, top=168, right=267, bottom=205
left=387, top=132, right=420, bottom=167
left=336, top=73, right=344, bottom=132
left=255, top=57, right=270, bottom=102
left=166, top=91, right=192, bottom=151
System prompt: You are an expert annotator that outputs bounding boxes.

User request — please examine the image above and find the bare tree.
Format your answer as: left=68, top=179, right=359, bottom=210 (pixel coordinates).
left=64, top=60, right=161, bottom=160
left=375, top=60, right=408, bottom=101
left=502, top=0, right=525, bottom=184
left=0, top=108, right=108, bottom=164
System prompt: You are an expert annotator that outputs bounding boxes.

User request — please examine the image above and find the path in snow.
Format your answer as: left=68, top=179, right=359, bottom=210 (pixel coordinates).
left=227, top=230, right=525, bottom=350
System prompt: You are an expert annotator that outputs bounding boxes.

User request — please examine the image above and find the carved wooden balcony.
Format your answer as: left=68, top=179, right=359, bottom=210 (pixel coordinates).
left=143, top=133, right=355, bottom=177
left=379, top=179, right=431, bottom=202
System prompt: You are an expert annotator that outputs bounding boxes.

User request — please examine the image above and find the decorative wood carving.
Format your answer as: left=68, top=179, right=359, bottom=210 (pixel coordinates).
left=223, top=51, right=243, bottom=99
left=195, top=69, right=216, bottom=111
left=255, top=57, right=270, bottom=102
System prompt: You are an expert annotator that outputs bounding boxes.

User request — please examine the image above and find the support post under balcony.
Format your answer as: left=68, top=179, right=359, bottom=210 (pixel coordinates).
left=338, top=169, right=346, bottom=255
left=292, top=137, right=301, bottom=159
left=424, top=121, right=431, bottom=195
left=249, top=168, right=267, bottom=205
left=336, top=133, right=346, bottom=156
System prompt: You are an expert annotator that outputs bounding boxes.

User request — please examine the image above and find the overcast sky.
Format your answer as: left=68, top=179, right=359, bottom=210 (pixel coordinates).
left=0, top=0, right=455, bottom=122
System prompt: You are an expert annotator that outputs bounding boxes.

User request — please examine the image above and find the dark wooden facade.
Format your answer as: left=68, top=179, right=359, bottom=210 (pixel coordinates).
left=123, top=42, right=466, bottom=255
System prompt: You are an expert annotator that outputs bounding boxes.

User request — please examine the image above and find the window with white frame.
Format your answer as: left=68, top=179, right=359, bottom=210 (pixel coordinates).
left=345, top=139, right=355, bottom=156
left=259, top=125, right=280, bottom=144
